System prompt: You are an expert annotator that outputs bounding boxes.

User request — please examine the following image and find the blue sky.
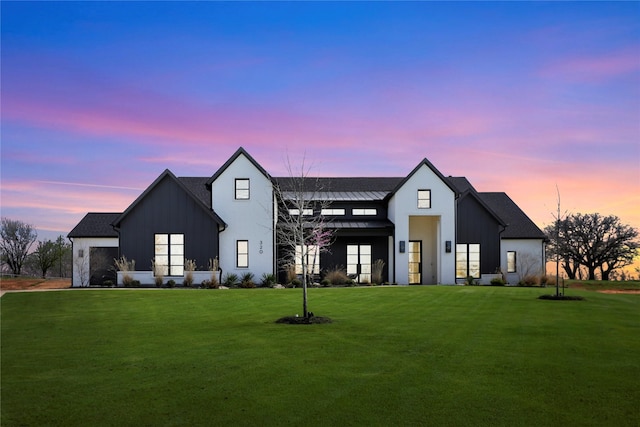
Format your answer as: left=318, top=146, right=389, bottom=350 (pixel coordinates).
left=1, top=1, right=638, bottom=244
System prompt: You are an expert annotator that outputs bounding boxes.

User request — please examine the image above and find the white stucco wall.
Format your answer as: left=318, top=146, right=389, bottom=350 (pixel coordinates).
left=388, top=164, right=456, bottom=284
left=210, top=153, right=275, bottom=279
left=501, top=239, right=546, bottom=284
left=70, top=237, right=119, bottom=287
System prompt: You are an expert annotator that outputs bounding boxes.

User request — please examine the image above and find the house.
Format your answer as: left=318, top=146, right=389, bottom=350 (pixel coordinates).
left=68, top=147, right=547, bottom=287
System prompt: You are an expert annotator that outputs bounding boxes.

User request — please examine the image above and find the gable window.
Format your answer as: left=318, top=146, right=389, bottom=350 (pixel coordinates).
left=235, top=179, right=250, bottom=200
left=321, top=208, right=345, bottom=216
left=456, top=243, right=480, bottom=279
left=237, top=240, right=249, bottom=268
left=352, top=208, right=377, bottom=216
left=295, top=245, right=319, bottom=275
left=155, top=234, right=184, bottom=276
left=418, top=189, right=431, bottom=209
left=507, top=251, right=517, bottom=273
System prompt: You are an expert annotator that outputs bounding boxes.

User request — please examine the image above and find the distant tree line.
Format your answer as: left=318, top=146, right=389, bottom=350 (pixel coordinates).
left=545, top=213, right=639, bottom=281
left=1, top=217, right=72, bottom=278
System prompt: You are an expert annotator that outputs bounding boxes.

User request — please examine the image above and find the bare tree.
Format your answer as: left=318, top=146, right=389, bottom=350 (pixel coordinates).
left=0, top=217, right=38, bottom=276
left=273, top=155, right=335, bottom=318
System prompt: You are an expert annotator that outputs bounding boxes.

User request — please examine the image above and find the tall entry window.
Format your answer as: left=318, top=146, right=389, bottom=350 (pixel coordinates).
left=408, top=241, right=422, bottom=284
left=347, top=244, right=371, bottom=283
left=155, top=234, right=184, bottom=276
left=456, top=244, right=480, bottom=279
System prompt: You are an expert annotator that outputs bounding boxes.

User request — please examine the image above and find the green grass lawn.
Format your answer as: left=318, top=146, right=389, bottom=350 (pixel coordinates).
left=2, top=287, right=639, bottom=426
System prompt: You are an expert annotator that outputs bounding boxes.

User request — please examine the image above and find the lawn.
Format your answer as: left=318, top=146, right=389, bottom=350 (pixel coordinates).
left=2, top=286, right=638, bottom=426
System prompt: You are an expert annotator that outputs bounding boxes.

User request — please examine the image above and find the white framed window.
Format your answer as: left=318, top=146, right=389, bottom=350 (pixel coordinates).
left=235, top=179, right=250, bottom=200
left=237, top=240, right=249, bottom=268
left=321, top=208, right=345, bottom=216
left=507, top=251, right=517, bottom=273
left=155, top=234, right=184, bottom=276
left=289, top=208, right=313, bottom=216
left=456, top=243, right=480, bottom=279
left=352, top=208, right=377, bottom=216
left=295, top=245, right=319, bottom=275
left=418, top=189, right=431, bottom=209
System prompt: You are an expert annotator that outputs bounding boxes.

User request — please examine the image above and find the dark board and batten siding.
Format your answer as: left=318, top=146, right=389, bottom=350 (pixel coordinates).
left=456, top=195, right=502, bottom=274
left=118, top=175, right=220, bottom=272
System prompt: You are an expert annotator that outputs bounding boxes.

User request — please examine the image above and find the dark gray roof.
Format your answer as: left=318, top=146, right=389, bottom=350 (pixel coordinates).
left=273, top=177, right=402, bottom=201
left=273, top=177, right=402, bottom=192
left=68, top=213, right=120, bottom=238
left=447, top=177, right=476, bottom=193
left=480, top=192, right=547, bottom=240
left=178, top=177, right=211, bottom=209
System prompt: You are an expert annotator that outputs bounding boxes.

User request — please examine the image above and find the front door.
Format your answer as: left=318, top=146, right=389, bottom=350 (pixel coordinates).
left=408, top=240, right=422, bottom=284
left=347, top=244, right=372, bottom=283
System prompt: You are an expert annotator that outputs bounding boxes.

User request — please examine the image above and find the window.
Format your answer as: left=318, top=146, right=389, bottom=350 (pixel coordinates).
left=237, top=240, right=249, bottom=268
left=295, top=245, right=319, bottom=275
left=289, top=208, right=313, bottom=216
left=352, top=208, right=377, bottom=216
left=418, top=189, right=431, bottom=209
left=321, top=208, right=345, bottom=216
left=347, top=244, right=372, bottom=283
left=235, top=179, right=250, bottom=200
left=456, top=243, right=480, bottom=279
left=155, top=234, right=184, bottom=276
left=507, top=251, right=517, bottom=273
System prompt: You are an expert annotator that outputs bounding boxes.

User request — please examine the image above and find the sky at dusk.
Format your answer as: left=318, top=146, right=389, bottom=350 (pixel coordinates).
left=1, top=1, right=639, bottom=246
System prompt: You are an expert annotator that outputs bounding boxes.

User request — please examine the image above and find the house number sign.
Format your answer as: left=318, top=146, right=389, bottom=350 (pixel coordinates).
left=259, top=240, right=263, bottom=254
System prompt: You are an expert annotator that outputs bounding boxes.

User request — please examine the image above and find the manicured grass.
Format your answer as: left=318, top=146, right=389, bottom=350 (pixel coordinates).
left=2, top=287, right=639, bottom=426
left=563, top=279, right=640, bottom=292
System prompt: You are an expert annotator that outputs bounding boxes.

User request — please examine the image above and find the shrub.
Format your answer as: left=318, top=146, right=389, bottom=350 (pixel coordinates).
left=285, top=264, right=297, bottom=284
left=320, top=278, right=331, bottom=287
left=325, top=266, right=348, bottom=286
left=102, top=280, right=114, bottom=287
left=201, top=279, right=219, bottom=289
left=151, top=258, right=164, bottom=287
left=371, top=259, right=385, bottom=284
left=291, top=279, right=301, bottom=288
left=166, top=279, right=176, bottom=288
left=490, top=277, right=506, bottom=286
left=464, top=276, right=479, bottom=286
left=345, top=278, right=355, bottom=287
left=260, top=273, right=277, bottom=288
left=114, top=256, right=135, bottom=286
left=240, top=272, right=256, bottom=288
left=539, top=275, right=549, bottom=287
left=518, top=275, right=539, bottom=287
left=183, top=259, right=196, bottom=287
left=223, top=273, right=239, bottom=288
left=126, top=280, right=141, bottom=288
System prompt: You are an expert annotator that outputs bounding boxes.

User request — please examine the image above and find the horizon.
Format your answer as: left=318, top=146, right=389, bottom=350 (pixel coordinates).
left=1, top=2, right=638, bottom=273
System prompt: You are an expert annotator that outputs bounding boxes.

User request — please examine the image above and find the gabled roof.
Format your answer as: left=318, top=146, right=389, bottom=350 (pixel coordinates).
left=68, top=213, right=120, bottom=238
left=480, top=192, right=547, bottom=240
left=113, top=169, right=225, bottom=228
left=206, top=147, right=271, bottom=186
left=178, top=177, right=211, bottom=209
left=391, top=158, right=459, bottom=196
left=448, top=177, right=506, bottom=227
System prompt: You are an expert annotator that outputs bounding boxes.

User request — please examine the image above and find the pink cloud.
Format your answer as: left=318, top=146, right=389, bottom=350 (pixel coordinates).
left=540, top=47, right=640, bottom=83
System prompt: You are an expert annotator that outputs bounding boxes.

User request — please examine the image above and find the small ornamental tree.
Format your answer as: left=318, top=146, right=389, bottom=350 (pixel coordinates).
left=274, top=155, right=335, bottom=318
